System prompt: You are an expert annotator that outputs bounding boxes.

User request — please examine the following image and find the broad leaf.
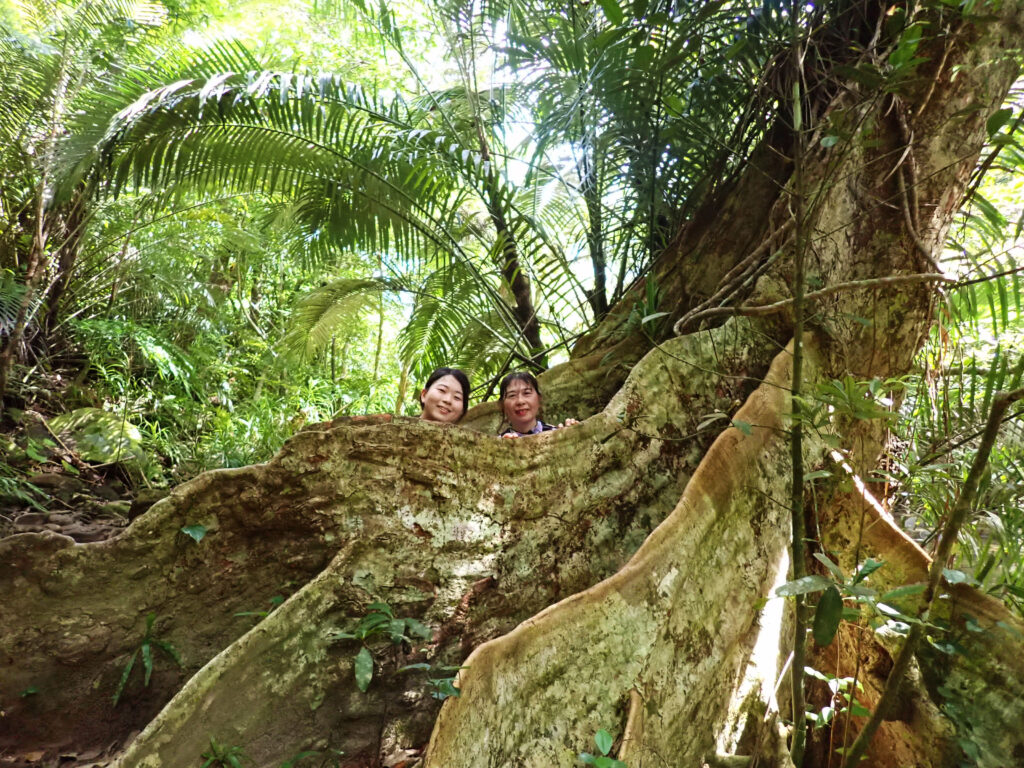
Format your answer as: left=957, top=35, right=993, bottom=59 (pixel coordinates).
left=595, top=729, right=614, bottom=755
left=354, top=646, right=374, bottom=692
left=776, top=575, right=834, bottom=597
left=813, top=586, right=843, bottom=647
left=813, top=553, right=845, bottom=582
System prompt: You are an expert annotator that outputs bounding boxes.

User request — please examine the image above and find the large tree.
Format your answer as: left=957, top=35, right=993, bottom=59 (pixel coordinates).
left=2, top=1, right=1024, bottom=767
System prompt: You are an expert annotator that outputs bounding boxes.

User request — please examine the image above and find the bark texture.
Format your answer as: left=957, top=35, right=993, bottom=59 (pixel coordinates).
left=3, top=2, right=1024, bottom=767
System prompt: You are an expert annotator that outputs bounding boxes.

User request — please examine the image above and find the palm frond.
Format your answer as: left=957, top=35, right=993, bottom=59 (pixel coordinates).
left=280, top=276, right=404, bottom=362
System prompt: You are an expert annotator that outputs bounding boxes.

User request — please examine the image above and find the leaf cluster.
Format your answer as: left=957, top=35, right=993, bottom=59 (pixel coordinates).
left=327, top=601, right=431, bottom=693
left=112, top=612, right=183, bottom=706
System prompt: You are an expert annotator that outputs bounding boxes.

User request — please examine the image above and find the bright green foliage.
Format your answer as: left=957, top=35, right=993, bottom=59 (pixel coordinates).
left=0, top=0, right=803, bottom=481
left=58, top=191, right=405, bottom=477
left=885, top=142, right=1024, bottom=615
left=77, top=0, right=795, bottom=384
left=48, top=407, right=149, bottom=467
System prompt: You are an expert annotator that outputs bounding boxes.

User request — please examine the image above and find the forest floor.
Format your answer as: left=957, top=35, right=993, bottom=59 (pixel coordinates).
left=2, top=371, right=169, bottom=546
left=1, top=412, right=166, bottom=545
left=2, top=406, right=166, bottom=767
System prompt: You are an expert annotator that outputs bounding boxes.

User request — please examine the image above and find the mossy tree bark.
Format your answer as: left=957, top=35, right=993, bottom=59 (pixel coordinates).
left=3, top=2, right=1024, bottom=767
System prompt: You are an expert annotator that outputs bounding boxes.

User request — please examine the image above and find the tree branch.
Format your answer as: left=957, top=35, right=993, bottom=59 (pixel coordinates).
left=675, top=273, right=954, bottom=333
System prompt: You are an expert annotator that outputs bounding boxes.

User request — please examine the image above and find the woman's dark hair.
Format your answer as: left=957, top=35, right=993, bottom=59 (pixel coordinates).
left=499, top=371, right=542, bottom=401
left=420, top=367, right=471, bottom=417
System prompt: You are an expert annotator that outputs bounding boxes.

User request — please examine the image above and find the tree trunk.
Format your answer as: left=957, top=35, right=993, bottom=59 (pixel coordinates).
left=3, top=2, right=1024, bottom=767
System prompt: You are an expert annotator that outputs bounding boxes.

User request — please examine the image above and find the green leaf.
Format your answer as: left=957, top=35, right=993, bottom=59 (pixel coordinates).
left=804, top=666, right=831, bottom=682
left=365, top=601, right=394, bottom=618
left=430, top=677, right=460, bottom=700
left=820, top=135, right=839, bottom=148
left=141, top=642, right=154, bottom=686
left=20, top=685, right=39, bottom=697
left=595, top=729, right=614, bottom=756
left=847, top=585, right=877, bottom=599
left=958, top=738, right=982, bottom=760
left=731, top=419, right=752, bottom=435
left=776, top=575, right=834, bottom=597
left=813, top=553, right=845, bottom=582
left=813, top=586, right=843, bottom=647
left=986, top=108, right=1013, bottom=136
left=834, top=64, right=885, bottom=89
left=180, top=524, right=207, bottom=543
left=403, top=617, right=432, bottom=640
left=25, top=444, right=48, bottom=463
left=112, top=650, right=138, bottom=706
left=942, top=568, right=970, bottom=585
left=853, top=558, right=884, bottom=584
left=580, top=754, right=597, bottom=765
left=60, top=459, right=80, bottom=475
left=596, top=0, right=623, bottom=25
left=849, top=702, right=871, bottom=717
left=354, top=646, right=374, bottom=692
left=663, top=95, right=684, bottom=116
left=880, top=583, right=926, bottom=601
left=387, top=619, right=409, bottom=642
left=151, top=639, right=183, bottom=667
left=355, top=612, right=392, bottom=639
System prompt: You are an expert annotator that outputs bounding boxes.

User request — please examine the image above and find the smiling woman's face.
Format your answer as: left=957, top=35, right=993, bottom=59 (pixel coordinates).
left=420, top=374, right=464, bottom=423
left=502, top=379, right=541, bottom=433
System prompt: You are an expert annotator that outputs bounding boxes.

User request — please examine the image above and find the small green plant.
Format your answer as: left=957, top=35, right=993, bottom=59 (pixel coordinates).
left=23, top=436, right=56, bottom=464
left=112, top=613, right=183, bottom=706
left=399, top=662, right=466, bottom=700
left=631, top=279, right=668, bottom=337
left=579, top=729, right=626, bottom=767
left=804, top=668, right=870, bottom=727
left=326, top=602, right=431, bottom=692
left=0, top=462, right=46, bottom=510
left=775, top=554, right=934, bottom=647
left=201, top=737, right=250, bottom=768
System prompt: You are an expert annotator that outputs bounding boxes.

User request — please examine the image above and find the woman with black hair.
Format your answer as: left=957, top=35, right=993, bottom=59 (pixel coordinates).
left=419, top=367, right=471, bottom=424
left=498, top=371, right=578, bottom=438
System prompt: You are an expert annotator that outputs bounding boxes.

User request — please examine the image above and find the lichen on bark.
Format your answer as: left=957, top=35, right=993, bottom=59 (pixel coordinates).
left=5, top=3, right=1024, bottom=766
